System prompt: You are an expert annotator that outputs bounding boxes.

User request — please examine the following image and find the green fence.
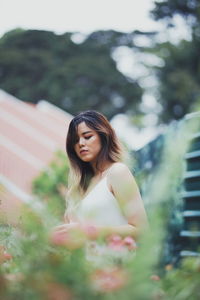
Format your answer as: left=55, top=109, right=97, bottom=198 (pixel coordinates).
left=134, top=112, right=200, bottom=261
left=180, top=113, right=200, bottom=257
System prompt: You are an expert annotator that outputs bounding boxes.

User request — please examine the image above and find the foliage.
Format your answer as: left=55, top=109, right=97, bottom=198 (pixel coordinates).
left=32, top=150, right=70, bottom=220
left=154, top=40, right=200, bottom=122
left=162, top=257, right=200, bottom=299
left=0, top=29, right=143, bottom=119
left=151, top=0, right=200, bottom=29
left=1, top=116, right=200, bottom=299
left=148, top=0, right=200, bottom=123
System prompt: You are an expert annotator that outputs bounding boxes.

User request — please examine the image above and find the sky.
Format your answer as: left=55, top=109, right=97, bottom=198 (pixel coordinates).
left=1, top=0, right=158, bottom=37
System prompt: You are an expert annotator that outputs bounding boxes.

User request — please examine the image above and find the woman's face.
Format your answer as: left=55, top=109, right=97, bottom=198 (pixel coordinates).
left=74, top=122, right=102, bottom=164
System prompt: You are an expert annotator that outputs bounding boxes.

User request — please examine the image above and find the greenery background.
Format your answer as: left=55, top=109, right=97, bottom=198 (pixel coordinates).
left=1, top=0, right=200, bottom=299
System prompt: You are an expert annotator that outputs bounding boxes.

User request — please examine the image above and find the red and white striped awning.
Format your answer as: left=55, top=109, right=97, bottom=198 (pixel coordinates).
left=0, top=89, right=72, bottom=222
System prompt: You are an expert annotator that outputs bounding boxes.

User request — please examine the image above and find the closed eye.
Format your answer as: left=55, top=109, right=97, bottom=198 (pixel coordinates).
left=85, top=136, right=92, bottom=139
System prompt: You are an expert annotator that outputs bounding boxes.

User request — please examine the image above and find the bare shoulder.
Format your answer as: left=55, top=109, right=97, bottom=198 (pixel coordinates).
left=107, top=162, right=141, bottom=208
left=109, top=162, right=133, bottom=178
left=107, top=162, right=136, bottom=188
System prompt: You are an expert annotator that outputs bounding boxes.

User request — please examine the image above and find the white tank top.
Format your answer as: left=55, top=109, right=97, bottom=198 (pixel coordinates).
left=68, top=169, right=134, bottom=263
left=73, top=174, right=128, bottom=226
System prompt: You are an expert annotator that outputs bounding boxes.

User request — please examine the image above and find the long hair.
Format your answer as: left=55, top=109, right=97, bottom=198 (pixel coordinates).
left=66, top=110, right=122, bottom=192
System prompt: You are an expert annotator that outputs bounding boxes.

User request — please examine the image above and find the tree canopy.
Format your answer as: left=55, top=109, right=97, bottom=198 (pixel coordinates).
left=150, top=0, right=200, bottom=122
left=0, top=29, right=143, bottom=119
left=151, top=0, right=200, bottom=24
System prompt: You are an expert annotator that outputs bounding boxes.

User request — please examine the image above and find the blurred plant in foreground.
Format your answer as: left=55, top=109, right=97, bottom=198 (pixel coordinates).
left=32, top=150, right=70, bottom=220
left=0, top=116, right=200, bottom=299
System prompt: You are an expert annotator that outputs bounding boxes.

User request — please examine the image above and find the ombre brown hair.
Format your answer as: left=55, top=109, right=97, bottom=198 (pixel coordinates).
left=66, top=110, right=122, bottom=192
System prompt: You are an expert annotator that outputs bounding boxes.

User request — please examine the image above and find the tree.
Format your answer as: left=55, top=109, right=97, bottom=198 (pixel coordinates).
left=151, top=0, right=200, bottom=31
left=0, top=29, right=143, bottom=119
left=149, top=0, right=200, bottom=122
left=151, top=39, right=200, bottom=122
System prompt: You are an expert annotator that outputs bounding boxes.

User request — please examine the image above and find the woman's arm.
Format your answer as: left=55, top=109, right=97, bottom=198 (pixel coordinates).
left=95, top=163, right=149, bottom=240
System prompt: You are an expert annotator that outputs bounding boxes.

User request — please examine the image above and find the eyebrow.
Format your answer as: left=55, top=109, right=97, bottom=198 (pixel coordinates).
left=82, top=131, right=93, bottom=135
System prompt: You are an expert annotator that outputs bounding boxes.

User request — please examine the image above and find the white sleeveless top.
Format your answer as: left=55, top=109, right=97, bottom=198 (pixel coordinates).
left=67, top=170, right=135, bottom=264
left=69, top=173, right=128, bottom=226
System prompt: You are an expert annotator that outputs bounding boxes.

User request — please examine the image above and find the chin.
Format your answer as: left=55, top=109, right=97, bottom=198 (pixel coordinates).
left=79, top=156, right=93, bottom=162
left=81, top=158, right=91, bottom=162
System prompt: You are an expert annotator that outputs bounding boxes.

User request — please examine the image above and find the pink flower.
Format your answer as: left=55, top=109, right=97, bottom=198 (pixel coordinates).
left=0, top=245, right=12, bottom=264
left=50, top=231, right=67, bottom=246
left=107, top=234, right=125, bottom=251
left=107, top=235, right=137, bottom=252
left=82, top=224, right=99, bottom=240
left=109, top=234, right=122, bottom=244
left=3, top=252, right=12, bottom=260
left=123, top=236, right=137, bottom=250
left=150, top=274, right=160, bottom=281
left=91, top=267, right=128, bottom=293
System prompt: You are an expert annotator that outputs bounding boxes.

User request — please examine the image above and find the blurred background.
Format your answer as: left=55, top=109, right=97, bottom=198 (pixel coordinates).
left=0, top=0, right=200, bottom=263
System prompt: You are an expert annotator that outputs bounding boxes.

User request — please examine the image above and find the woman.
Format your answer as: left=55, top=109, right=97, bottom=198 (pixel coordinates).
left=53, top=110, right=148, bottom=249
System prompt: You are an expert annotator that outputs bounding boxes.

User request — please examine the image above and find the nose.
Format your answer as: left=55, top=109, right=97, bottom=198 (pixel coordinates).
left=79, top=137, right=85, bottom=147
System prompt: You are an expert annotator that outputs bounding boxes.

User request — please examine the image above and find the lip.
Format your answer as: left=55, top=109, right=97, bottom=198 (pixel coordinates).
left=80, top=150, right=89, bottom=155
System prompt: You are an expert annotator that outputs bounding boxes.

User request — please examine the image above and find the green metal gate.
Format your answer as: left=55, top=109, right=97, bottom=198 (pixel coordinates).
left=180, top=113, right=200, bottom=257
left=134, top=111, right=200, bottom=261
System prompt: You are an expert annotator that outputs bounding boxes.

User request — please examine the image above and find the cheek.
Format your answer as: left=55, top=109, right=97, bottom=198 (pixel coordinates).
left=94, top=137, right=102, bottom=152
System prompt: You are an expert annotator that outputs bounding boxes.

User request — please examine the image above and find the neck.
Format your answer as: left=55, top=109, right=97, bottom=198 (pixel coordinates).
left=91, top=161, right=113, bottom=176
